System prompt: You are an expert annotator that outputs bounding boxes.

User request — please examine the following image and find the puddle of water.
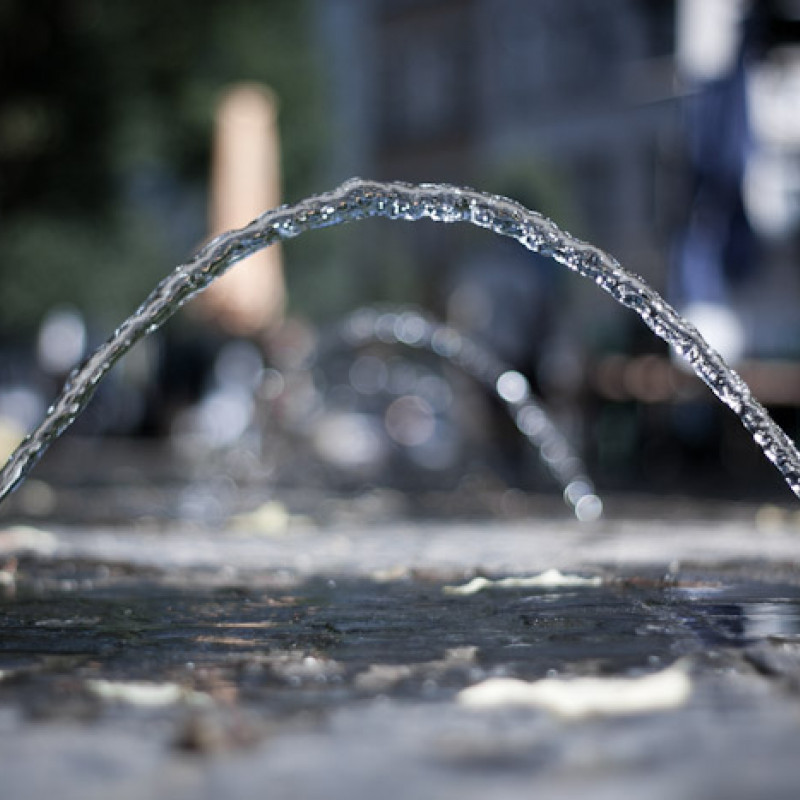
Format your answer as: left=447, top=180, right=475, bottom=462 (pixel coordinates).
left=670, top=583, right=800, bottom=643
left=2, top=557, right=800, bottom=722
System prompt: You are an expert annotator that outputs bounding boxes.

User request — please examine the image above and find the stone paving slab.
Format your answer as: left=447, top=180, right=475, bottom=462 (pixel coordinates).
left=1, top=507, right=800, bottom=799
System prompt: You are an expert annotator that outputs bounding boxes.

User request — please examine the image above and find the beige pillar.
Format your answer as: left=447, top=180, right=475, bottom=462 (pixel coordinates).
left=198, top=83, right=286, bottom=336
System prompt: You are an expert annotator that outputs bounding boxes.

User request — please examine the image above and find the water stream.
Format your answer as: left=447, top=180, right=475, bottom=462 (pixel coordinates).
left=333, top=306, right=602, bottom=520
left=2, top=178, right=800, bottom=507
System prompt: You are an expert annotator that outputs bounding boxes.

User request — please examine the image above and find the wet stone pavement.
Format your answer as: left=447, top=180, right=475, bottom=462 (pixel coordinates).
left=1, top=506, right=800, bottom=798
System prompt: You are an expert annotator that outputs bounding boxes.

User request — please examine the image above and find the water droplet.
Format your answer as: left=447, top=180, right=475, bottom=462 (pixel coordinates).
left=496, top=370, right=530, bottom=404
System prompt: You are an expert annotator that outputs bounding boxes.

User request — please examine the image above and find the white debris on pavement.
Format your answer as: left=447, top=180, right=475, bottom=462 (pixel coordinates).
left=443, top=569, right=602, bottom=595
left=86, top=680, right=210, bottom=708
left=457, top=663, right=692, bottom=718
left=0, top=525, right=58, bottom=556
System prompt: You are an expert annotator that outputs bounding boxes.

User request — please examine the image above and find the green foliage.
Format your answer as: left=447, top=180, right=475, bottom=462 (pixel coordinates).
left=0, top=0, right=323, bottom=333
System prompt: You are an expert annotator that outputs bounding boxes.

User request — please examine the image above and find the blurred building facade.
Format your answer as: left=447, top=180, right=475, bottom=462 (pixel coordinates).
left=313, top=0, right=800, bottom=496
left=316, top=0, right=681, bottom=322
left=316, top=0, right=800, bottom=354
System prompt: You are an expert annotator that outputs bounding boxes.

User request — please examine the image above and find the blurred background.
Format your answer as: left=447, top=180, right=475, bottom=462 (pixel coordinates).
left=1, top=0, right=800, bottom=523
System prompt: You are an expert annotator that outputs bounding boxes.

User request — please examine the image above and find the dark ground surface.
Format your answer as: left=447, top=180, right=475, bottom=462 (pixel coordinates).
left=2, top=492, right=800, bottom=799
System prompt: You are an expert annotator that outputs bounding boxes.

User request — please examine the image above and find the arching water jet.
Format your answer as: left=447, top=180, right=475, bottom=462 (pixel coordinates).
left=1, top=178, right=799, bottom=507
